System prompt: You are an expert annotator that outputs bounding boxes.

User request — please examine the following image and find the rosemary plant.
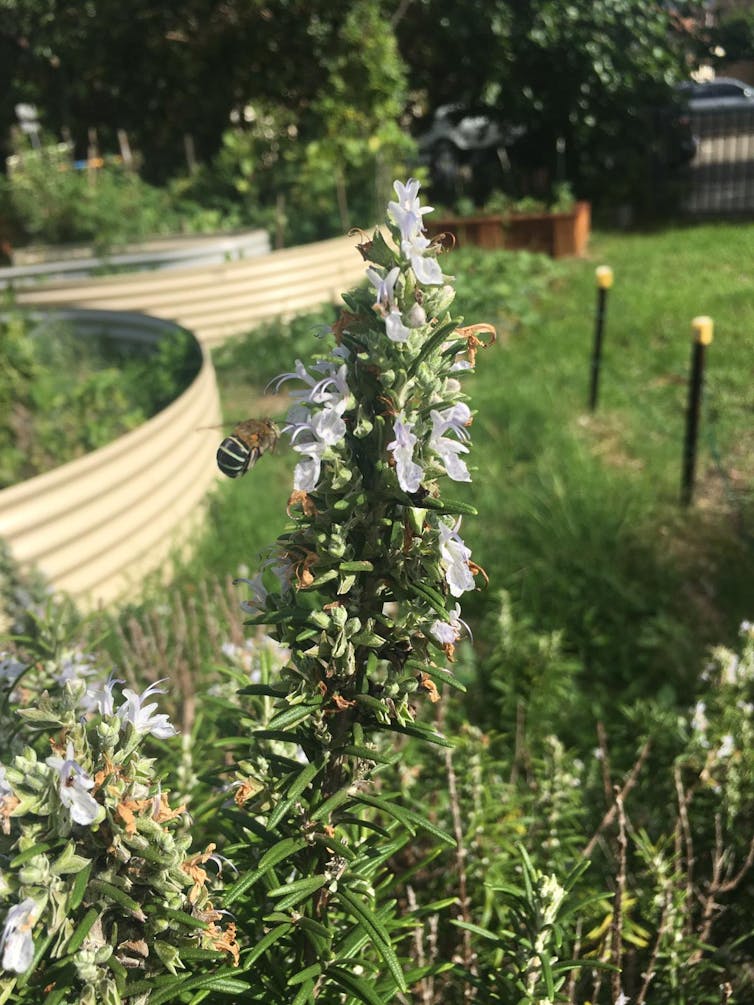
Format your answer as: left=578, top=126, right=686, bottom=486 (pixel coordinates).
left=220, top=179, right=492, bottom=1002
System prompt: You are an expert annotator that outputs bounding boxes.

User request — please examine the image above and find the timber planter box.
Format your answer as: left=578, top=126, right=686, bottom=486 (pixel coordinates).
left=428, top=201, right=591, bottom=258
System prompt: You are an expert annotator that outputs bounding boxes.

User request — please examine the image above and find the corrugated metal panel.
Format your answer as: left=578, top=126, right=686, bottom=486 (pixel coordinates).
left=0, top=311, right=222, bottom=608
left=15, top=233, right=369, bottom=345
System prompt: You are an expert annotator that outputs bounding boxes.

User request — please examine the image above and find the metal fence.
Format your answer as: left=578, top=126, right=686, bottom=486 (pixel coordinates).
left=684, top=107, right=754, bottom=215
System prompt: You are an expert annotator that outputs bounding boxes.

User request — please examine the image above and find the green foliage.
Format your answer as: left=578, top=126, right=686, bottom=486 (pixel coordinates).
left=710, top=11, right=754, bottom=64
left=211, top=307, right=339, bottom=414
left=0, top=313, right=200, bottom=487
left=397, top=0, right=703, bottom=210
left=0, top=147, right=197, bottom=252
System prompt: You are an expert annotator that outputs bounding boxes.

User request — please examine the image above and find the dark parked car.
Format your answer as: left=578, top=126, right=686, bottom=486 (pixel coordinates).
left=677, top=77, right=754, bottom=111
left=413, top=104, right=526, bottom=203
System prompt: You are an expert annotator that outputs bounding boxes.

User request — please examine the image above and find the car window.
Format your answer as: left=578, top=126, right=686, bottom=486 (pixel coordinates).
left=716, top=84, right=745, bottom=98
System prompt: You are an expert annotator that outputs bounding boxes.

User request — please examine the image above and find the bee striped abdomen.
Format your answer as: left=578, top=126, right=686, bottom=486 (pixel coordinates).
left=217, top=436, right=251, bottom=478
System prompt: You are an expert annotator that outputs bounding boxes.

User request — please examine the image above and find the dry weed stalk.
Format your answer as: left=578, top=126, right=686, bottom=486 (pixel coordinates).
left=445, top=745, right=478, bottom=1003
left=581, top=738, right=651, bottom=859
left=610, top=787, right=628, bottom=1005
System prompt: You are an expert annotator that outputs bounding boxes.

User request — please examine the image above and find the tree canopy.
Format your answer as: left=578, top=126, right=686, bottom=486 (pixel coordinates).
left=1, top=0, right=706, bottom=210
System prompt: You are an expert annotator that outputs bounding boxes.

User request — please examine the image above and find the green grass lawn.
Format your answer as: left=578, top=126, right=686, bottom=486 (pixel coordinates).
left=173, top=220, right=754, bottom=728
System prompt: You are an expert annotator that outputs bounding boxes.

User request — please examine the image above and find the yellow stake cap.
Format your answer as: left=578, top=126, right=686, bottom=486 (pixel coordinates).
left=692, top=315, right=714, bottom=345
left=596, top=265, right=614, bottom=289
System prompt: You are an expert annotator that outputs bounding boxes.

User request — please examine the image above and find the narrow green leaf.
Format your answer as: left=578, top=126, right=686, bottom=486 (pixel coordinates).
left=286, top=761, right=321, bottom=801
left=310, top=786, right=353, bottom=822
left=328, top=964, right=387, bottom=1005
left=451, top=919, right=502, bottom=943
left=417, top=664, right=467, bottom=693
left=268, top=874, right=328, bottom=901
left=338, top=814, right=391, bottom=838
left=88, top=879, right=144, bottom=917
left=224, top=838, right=308, bottom=905
left=236, top=683, right=288, bottom=697
left=176, top=948, right=223, bottom=963
left=291, top=979, right=316, bottom=1004
left=421, top=497, right=478, bottom=516
left=66, top=907, right=99, bottom=954
left=69, top=861, right=93, bottom=910
left=243, top=923, right=291, bottom=965
left=337, top=889, right=408, bottom=993
left=382, top=721, right=454, bottom=748
left=354, top=793, right=455, bottom=846
left=340, top=744, right=397, bottom=765
left=542, top=952, right=556, bottom=999
left=10, top=842, right=54, bottom=867
left=288, top=962, right=323, bottom=986
left=267, top=703, right=319, bottom=731
left=150, top=971, right=252, bottom=1005
left=311, top=833, right=356, bottom=861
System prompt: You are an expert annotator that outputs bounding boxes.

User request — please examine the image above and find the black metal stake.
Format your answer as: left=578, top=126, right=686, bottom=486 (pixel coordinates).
left=681, top=316, right=714, bottom=507
left=589, top=266, right=613, bottom=411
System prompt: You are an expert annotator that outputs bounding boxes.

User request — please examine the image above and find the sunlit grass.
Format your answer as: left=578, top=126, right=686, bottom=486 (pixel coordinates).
left=169, top=222, right=754, bottom=721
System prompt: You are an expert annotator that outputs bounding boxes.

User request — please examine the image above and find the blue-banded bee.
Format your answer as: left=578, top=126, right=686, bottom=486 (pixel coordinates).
left=213, top=419, right=280, bottom=478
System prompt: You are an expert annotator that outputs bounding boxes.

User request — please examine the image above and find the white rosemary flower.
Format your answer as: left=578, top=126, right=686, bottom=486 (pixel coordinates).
left=387, top=415, right=424, bottom=493
left=438, top=520, right=475, bottom=597
left=0, top=898, right=39, bottom=974
left=46, top=743, right=101, bottom=826
left=118, top=680, right=178, bottom=738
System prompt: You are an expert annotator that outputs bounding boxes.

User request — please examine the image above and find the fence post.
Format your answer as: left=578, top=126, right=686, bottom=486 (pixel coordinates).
left=588, top=265, right=613, bottom=411
left=681, top=315, right=714, bottom=506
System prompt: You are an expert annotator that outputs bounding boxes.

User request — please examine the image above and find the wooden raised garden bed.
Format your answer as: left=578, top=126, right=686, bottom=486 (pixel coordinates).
left=428, top=201, right=591, bottom=258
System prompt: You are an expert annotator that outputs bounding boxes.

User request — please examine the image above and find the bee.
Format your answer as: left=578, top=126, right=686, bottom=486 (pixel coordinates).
left=214, top=418, right=280, bottom=478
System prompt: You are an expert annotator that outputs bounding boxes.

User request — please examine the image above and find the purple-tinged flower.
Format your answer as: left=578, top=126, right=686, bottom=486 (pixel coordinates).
left=285, top=390, right=348, bottom=493
left=430, top=404, right=472, bottom=482
left=401, top=232, right=443, bottom=286
left=292, top=441, right=326, bottom=492
left=430, top=604, right=471, bottom=646
left=367, top=266, right=411, bottom=342
left=54, top=647, right=97, bottom=687
left=46, top=743, right=101, bottom=826
left=0, top=653, right=25, bottom=687
left=272, top=360, right=349, bottom=410
left=388, top=178, right=433, bottom=242
left=385, top=307, right=411, bottom=343
left=0, top=898, right=39, bottom=974
left=233, top=574, right=268, bottom=617
left=387, top=415, right=424, bottom=493
left=438, top=520, right=475, bottom=597
left=0, top=765, right=11, bottom=800
left=87, top=675, right=124, bottom=717
left=367, top=266, right=400, bottom=310
left=118, top=681, right=178, bottom=739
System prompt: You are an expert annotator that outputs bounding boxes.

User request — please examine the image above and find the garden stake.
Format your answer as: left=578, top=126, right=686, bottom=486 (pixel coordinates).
left=681, top=315, right=714, bottom=506
left=588, top=265, right=613, bottom=410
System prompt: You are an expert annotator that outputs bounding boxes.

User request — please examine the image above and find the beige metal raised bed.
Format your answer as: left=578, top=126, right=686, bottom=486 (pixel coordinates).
left=12, top=233, right=369, bottom=347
